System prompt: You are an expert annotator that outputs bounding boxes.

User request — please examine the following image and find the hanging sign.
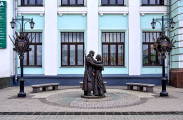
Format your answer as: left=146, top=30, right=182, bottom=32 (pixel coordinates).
left=0, top=1, right=6, bottom=48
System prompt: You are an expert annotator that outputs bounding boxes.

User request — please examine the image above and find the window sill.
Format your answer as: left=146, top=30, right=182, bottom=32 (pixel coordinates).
left=142, top=66, right=166, bottom=68
left=104, top=66, right=126, bottom=68
left=18, top=66, right=42, bottom=68
left=60, top=66, right=84, bottom=68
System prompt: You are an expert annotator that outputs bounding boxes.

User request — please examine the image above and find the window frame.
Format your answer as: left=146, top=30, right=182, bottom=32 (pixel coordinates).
left=142, top=32, right=162, bottom=66
left=21, top=0, right=43, bottom=6
left=102, top=32, right=125, bottom=66
left=23, top=32, right=42, bottom=67
left=61, top=0, right=84, bottom=6
left=61, top=32, right=84, bottom=67
left=141, top=0, right=164, bottom=6
left=101, top=0, right=124, bottom=6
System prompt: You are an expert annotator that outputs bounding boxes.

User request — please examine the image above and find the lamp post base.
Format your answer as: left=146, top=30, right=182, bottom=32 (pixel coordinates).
left=18, top=92, right=26, bottom=97
left=160, top=92, right=168, bottom=97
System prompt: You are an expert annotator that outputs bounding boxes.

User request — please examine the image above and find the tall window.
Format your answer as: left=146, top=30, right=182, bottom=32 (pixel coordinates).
left=61, top=32, right=84, bottom=66
left=61, top=0, right=84, bottom=6
left=142, top=32, right=162, bottom=66
left=21, top=0, right=43, bottom=6
left=101, top=0, right=124, bottom=6
left=23, top=32, right=42, bottom=67
left=102, top=32, right=125, bottom=66
left=142, top=0, right=164, bottom=6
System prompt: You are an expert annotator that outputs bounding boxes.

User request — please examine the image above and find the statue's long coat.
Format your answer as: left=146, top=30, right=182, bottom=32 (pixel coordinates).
left=82, top=55, right=102, bottom=92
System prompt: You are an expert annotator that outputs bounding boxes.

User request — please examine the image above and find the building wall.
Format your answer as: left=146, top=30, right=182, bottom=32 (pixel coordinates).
left=170, top=0, right=183, bottom=68
left=0, top=0, right=14, bottom=79
left=1, top=0, right=183, bottom=81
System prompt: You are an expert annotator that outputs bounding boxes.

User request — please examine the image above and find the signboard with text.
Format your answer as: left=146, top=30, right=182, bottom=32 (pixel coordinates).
left=0, top=1, right=6, bottom=48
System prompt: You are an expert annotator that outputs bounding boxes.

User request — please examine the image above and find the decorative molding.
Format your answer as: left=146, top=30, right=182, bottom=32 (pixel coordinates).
left=57, top=7, right=87, bottom=16
left=98, top=7, right=129, bottom=16
left=17, top=7, right=45, bottom=16
left=140, top=6, right=167, bottom=15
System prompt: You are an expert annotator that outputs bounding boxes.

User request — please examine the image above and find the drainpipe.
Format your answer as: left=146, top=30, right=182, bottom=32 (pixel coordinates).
left=167, top=0, right=170, bottom=83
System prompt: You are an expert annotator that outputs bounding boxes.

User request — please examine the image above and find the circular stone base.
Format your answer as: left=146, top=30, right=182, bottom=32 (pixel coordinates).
left=81, top=95, right=106, bottom=99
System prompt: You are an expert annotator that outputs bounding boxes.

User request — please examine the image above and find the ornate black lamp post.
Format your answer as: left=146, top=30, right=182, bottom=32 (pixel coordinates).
left=151, top=16, right=175, bottom=97
left=10, top=16, right=35, bottom=97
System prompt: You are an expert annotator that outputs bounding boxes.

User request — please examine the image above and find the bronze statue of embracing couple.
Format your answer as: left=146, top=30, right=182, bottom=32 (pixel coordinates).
left=82, top=50, right=106, bottom=96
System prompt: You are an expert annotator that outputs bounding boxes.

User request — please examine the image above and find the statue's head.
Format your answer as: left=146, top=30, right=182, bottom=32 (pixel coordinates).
left=89, top=50, right=95, bottom=57
left=96, top=54, right=101, bottom=61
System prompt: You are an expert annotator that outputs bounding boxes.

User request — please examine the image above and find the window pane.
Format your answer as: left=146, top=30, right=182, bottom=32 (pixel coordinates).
left=22, top=0, right=27, bottom=5
left=103, top=45, right=108, bottom=65
left=102, top=33, right=105, bottom=42
left=29, top=0, right=35, bottom=5
left=70, top=45, right=75, bottom=65
left=29, top=45, right=35, bottom=65
left=37, top=0, right=43, bottom=5
left=61, top=33, right=65, bottom=42
left=150, top=0, right=156, bottom=4
left=101, top=0, right=108, bottom=5
left=153, top=33, right=156, bottom=42
left=121, top=33, right=124, bottom=42
left=77, top=45, right=83, bottom=65
left=142, top=33, right=145, bottom=42
left=142, top=0, right=148, bottom=4
left=73, top=33, right=76, bottom=42
left=117, top=33, right=120, bottom=43
left=158, top=54, right=162, bottom=65
left=62, top=0, right=68, bottom=5
left=77, top=33, right=80, bottom=42
left=40, top=33, right=42, bottom=42
left=23, top=53, right=27, bottom=65
left=77, top=0, right=83, bottom=4
left=70, top=0, right=76, bottom=5
left=113, top=33, right=116, bottom=42
left=28, top=33, right=31, bottom=41
left=80, top=33, right=84, bottom=42
left=32, top=33, right=35, bottom=43
left=37, top=45, right=42, bottom=65
left=65, top=33, right=68, bottom=42
left=143, top=45, right=148, bottom=65
left=62, top=45, right=68, bottom=65
left=110, top=45, right=116, bottom=65
left=36, top=33, right=39, bottom=43
left=118, top=45, right=123, bottom=65
left=110, top=0, right=116, bottom=4
left=146, top=33, right=149, bottom=42
left=106, top=33, right=109, bottom=42
left=110, top=33, right=113, bottom=42
left=69, top=33, right=72, bottom=42
left=150, top=33, right=153, bottom=42
left=118, top=0, right=123, bottom=4
left=150, top=45, right=156, bottom=65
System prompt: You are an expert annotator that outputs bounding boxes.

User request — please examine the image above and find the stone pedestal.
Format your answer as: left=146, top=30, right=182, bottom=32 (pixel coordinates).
left=170, top=68, right=183, bottom=88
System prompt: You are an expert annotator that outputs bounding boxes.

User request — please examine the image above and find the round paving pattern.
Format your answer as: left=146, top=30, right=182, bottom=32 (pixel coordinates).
left=34, top=89, right=152, bottom=109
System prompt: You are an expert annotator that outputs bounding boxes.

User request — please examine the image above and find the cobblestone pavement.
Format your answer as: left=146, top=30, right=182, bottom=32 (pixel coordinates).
left=0, top=115, right=183, bottom=120
left=0, top=86, right=183, bottom=119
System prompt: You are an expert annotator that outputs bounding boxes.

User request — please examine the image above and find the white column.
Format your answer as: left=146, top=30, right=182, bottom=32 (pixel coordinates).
left=128, top=0, right=141, bottom=75
left=87, top=0, right=99, bottom=55
left=0, top=0, right=14, bottom=78
left=44, top=0, right=58, bottom=75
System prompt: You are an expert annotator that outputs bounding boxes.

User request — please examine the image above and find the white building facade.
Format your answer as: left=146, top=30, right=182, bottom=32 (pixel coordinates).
left=0, top=0, right=183, bottom=87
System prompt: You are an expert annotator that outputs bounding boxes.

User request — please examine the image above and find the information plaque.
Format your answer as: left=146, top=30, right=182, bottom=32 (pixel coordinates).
left=0, top=1, right=6, bottom=48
